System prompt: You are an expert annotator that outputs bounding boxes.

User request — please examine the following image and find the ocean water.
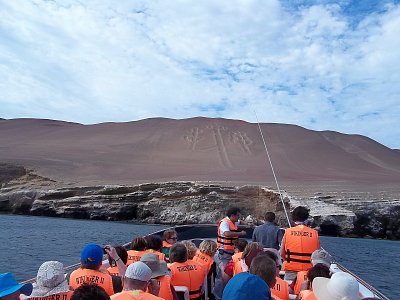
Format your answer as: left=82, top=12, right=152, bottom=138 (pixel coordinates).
left=0, top=215, right=398, bottom=299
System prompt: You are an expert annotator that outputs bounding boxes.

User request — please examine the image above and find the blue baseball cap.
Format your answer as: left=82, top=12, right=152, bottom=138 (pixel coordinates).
left=80, top=244, right=103, bottom=267
left=0, top=272, right=33, bottom=297
left=222, top=272, right=272, bottom=300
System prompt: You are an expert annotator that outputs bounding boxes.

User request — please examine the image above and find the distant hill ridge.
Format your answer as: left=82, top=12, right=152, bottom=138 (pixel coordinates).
left=0, top=117, right=399, bottom=185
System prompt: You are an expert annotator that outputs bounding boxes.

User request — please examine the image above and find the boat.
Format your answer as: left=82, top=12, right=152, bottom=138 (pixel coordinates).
left=21, top=223, right=390, bottom=300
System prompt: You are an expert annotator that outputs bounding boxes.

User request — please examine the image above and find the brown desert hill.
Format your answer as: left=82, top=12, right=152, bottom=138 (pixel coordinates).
left=0, top=117, right=399, bottom=185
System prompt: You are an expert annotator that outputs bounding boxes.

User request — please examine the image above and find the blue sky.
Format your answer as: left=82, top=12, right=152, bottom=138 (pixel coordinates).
left=0, top=0, right=399, bottom=148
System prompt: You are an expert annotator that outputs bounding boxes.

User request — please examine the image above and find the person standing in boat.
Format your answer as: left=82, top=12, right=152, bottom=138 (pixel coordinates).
left=214, top=206, right=247, bottom=300
left=252, top=212, right=284, bottom=250
left=280, top=206, right=320, bottom=281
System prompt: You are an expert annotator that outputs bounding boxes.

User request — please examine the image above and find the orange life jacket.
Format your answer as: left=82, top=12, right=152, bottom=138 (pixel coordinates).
left=156, top=275, right=173, bottom=300
left=169, top=260, right=206, bottom=300
left=25, top=291, right=73, bottom=300
left=193, top=250, right=213, bottom=273
left=298, top=289, right=317, bottom=300
left=69, top=268, right=114, bottom=296
left=282, top=225, right=320, bottom=272
left=162, top=241, right=173, bottom=249
left=217, top=217, right=238, bottom=252
left=127, top=250, right=147, bottom=265
left=143, top=249, right=166, bottom=261
left=271, top=276, right=290, bottom=300
left=294, top=270, right=308, bottom=294
left=107, top=266, right=120, bottom=276
left=110, top=290, right=164, bottom=300
left=231, top=252, right=243, bottom=276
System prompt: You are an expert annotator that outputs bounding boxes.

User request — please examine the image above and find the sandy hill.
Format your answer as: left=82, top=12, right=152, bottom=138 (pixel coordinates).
left=0, top=117, right=399, bottom=185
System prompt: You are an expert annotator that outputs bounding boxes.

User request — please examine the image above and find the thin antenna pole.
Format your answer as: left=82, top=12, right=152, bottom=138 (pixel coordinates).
left=254, top=111, right=291, bottom=227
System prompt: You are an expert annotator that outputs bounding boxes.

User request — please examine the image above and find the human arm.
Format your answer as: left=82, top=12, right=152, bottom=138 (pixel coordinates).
left=104, top=245, right=127, bottom=277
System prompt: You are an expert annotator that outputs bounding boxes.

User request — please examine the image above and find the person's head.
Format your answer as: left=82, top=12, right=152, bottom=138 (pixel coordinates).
left=249, top=254, right=277, bottom=288
left=163, top=229, right=178, bottom=245
left=227, top=206, right=241, bottom=222
left=70, top=284, right=110, bottom=300
left=263, top=249, right=281, bottom=275
left=198, top=240, right=217, bottom=257
left=292, top=206, right=310, bottom=222
left=264, top=212, right=276, bottom=223
left=80, top=244, right=103, bottom=270
left=30, top=261, right=69, bottom=297
left=222, top=272, right=271, bottom=300
left=181, top=240, right=198, bottom=260
left=123, top=262, right=152, bottom=291
left=307, top=263, right=331, bottom=289
left=234, top=239, right=248, bottom=253
left=311, top=249, right=333, bottom=267
left=144, top=235, right=163, bottom=252
left=313, top=272, right=360, bottom=300
left=169, top=243, right=188, bottom=263
left=0, top=273, right=32, bottom=300
left=242, top=242, right=264, bottom=267
left=131, top=236, right=147, bottom=251
left=140, top=253, right=169, bottom=279
left=108, top=246, right=128, bottom=267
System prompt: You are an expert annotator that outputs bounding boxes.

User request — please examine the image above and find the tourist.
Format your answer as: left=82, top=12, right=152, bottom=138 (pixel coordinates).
left=263, top=250, right=289, bottom=300
left=70, top=284, right=110, bottom=300
left=168, top=243, right=207, bottom=300
left=23, top=261, right=73, bottom=300
left=69, top=244, right=114, bottom=296
left=107, top=246, right=128, bottom=276
left=193, top=240, right=217, bottom=274
left=249, top=254, right=277, bottom=289
left=144, top=235, right=166, bottom=261
left=297, top=264, right=330, bottom=300
left=127, top=237, right=147, bottom=265
left=111, top=262, right=163, bottom=300
left=252, top=212, right=283, bottom=250
left=221, top=272, right=272, bottom=300
left=140, top=253, right=177, bottom=300
left=0, top=272, right=32, bottom=300
left=214, top=207, right=247, bottom=300
left=161, top=229, right=178, bottom=260
left=312, top=271, right=360, bottom=300
left=280, top=206, right=320, bottom=280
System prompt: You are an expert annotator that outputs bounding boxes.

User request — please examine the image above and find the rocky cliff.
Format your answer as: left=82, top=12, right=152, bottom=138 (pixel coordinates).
left=1, top=165, right=399, bottom=239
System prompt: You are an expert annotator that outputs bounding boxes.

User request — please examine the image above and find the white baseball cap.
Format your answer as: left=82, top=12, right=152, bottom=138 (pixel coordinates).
left=125, top=262, right=152, bottom=282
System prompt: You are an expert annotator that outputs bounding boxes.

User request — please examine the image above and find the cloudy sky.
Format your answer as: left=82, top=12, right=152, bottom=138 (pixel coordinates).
left=1, top=0, right=399, bottom=148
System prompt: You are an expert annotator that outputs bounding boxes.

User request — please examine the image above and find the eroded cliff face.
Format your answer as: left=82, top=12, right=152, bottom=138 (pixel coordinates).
left=1, top=165, right=399, bottom=239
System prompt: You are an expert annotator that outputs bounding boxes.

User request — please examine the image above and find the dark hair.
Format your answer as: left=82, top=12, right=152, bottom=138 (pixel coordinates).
left=249, top=254, right=277, bottom=288
left=234, top=239, right=248, bottom=252
left=263, top=250, right=279, bottom=267
left=131, top=237, right=147, bottom=251
left=292, top=206, right=310, bottom=222
left=307, top=263, right=330, bottom=289
left=226, top=206, right=241, bottom=217
left=108, top=246, right=128, bottom=266
left=144, top=235, right=163, bottom=251
left=265, top=212, right=276, bottom=222
left=71, top=284, right=110, bottom=300
left=81, top=264, right=100, bottom=270
left=163, top=229, right=178, bottom=241
left=169, top=243, right=188, bottom=263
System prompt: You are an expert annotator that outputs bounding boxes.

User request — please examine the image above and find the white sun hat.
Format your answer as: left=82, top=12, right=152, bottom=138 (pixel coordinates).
left=313, top=271, right=360, bottom=300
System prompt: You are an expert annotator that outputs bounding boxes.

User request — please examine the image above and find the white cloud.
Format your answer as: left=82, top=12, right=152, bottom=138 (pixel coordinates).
left=0, top=0, right=399, bottom=148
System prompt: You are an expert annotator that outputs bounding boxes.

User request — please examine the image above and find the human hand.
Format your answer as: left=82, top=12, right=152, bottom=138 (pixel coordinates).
left=104, top=245, right=118, bottom=260
left=240, top=230, right=247, bottom=236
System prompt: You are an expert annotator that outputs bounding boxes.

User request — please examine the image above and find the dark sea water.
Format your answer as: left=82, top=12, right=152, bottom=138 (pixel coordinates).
left=1, top=215, right=398, bottom=299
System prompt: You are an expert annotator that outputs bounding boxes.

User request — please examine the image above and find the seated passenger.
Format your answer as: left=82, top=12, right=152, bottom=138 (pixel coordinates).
left=69, top=244, right=114, bottom=296
left=193, top=240, right=217, bottom=274
left=222, top=272, right=272, bottom=300
left=297, top=264, right=330, bottom=300
left=249, top=254, right=277, bottom=290
left=107, top=246, right=128, bottom=277
left=70, top=284, right=110, bottom=300
left=312, top=272, right=360, bottom=300
left=181, top=240, right=198, bottom=260
left=144, top=235, right=166, bottom=261
left=161, top=229, right=178, bottom=260
left=168, top=243, right=207, bottom=300
left=0, top=272, right=32, bottom=300
left=280, top=206, right=320, bottom=281
left=111, top=262, right=163, bottom=300
left=225, top=239, right=248, bottom=277
left=292, top=249, right=332, bottom=294
left=23, top=261, right=73, bottom=300
left=141, top=253, right=177, bottom=300
left=127, top=237, right=147, bottom=265
left=263, top=250, right=289, bottom=300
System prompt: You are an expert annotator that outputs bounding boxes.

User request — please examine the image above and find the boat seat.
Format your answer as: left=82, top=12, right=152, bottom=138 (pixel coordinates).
left=174, top=286, right=189, bottom=300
